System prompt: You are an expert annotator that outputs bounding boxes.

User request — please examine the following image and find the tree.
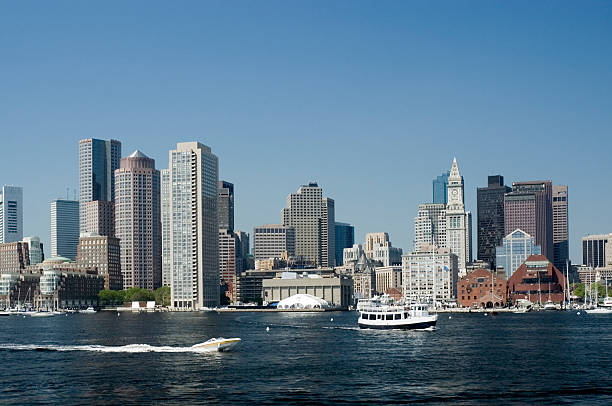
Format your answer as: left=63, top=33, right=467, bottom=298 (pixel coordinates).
left=98, top=289, right=126, bottom=305
left=154, top=286, right=171, bottom=307
left=573, top=282, right=607, bottom=301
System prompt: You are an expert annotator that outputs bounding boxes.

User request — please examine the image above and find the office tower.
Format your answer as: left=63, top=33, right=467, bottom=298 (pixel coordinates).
left=281, top=183, right=335, bottom=267
left=234, top=230, right=250, bottom=271
left=477, top=175, right=511, bottom=268
left=433, top=171, right=450, bottom=204
left=77, top=234, right=122, bottom=290
left=445, top=158, right=472, bottom=274
left=363, top=232, right=402, bottom=267
left=219, top=229, right=239, bottom=302
left=253, top=224, right=295, bottom=260
left=582, top=234, right=610, bottom=268
left=169, top=142, right=219, bottom=309
left=218, top=181, right=234, bottom=232
left=0, top=241, right=30, bottom=273
left=22, top=236, right=44, bottom=265
left=50, top=199, right=79, bottom=260
left=402, top=244, right=458, bottom=305
left=84, top=200, right=115, bottom=237
left=334, top=222, right=354, bottom=266
left=414, top=203, right=447, bottom=250
left=161, top=169, right=171, bottom=287
left=0, top=186, right=23, bottom=243
left=495, top=229, right=542, bottom=278
left=504, top=180, right=553, bottom=261
left=114, top=150, right=161, bottom=290
left=78, top=138, right=121, bottom=234
left=552, top=185, right=569, bottom=271
left=364, top=232, right=390, bottom=258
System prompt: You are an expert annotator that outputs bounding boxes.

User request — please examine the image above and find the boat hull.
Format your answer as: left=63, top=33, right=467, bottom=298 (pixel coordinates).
left=192, top=338, right=241, bottom=352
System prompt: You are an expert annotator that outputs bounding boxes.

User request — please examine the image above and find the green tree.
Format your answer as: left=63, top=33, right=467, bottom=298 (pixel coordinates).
left=154, top=286, right=171, bottom=307
left=123, top=287, right=155, bottom=302
left=573, top=282, right=607, bottom=301
left=98, top=289, right=126, bottom=305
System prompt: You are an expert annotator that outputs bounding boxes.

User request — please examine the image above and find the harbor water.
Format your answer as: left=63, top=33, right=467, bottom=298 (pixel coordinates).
left=1, top=311, right=611, bottom=404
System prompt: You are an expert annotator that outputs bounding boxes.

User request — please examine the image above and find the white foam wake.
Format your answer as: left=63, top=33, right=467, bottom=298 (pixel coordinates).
left=0, top=343, right=218, bottom=353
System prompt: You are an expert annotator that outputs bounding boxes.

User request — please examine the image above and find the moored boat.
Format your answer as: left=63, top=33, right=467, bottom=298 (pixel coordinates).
left=191, top=337, right=241, bottom=351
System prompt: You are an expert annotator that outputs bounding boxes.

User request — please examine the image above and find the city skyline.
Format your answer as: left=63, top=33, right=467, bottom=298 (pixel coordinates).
left=2, top=2, right=611, bottom=264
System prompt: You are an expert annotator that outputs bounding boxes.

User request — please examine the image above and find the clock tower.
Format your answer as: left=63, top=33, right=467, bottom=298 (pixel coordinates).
left=445, top=157, right=472, bottom=276
left=446, top=157, right=464, bottom=212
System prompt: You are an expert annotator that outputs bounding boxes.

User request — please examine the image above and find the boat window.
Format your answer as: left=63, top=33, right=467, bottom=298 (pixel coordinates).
left=394, top=313, right=401, bottom=320
left=377, top=314, right=382, bottom=320
left=404, top=312, right=409, bottom=318
left=361, top=313, right=368, bottom=319
left=385, top=314, right=393, bottom=320
left=369, top=314, right=376, bottom=320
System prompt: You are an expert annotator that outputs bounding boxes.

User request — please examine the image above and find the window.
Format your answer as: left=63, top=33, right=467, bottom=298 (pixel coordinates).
left=394, top=313, right=401, bottom=320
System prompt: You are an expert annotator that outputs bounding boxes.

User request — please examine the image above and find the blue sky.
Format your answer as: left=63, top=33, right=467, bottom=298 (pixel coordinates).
left=1, top=1, right=611, bottom=263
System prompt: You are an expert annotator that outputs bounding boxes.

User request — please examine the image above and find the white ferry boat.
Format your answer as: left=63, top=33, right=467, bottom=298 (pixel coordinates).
left=358, top=303, right=438, bottom=330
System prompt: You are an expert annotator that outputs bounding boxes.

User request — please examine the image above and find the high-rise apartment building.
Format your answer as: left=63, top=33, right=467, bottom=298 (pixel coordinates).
left=76, top=234, right=122, bottom=290
left=218, top=181, right=234, bottom=232
left=281, top=183, right=335, bottom=267
left=414, top=203, right=447, bottom=250
left=253, top=224, right=296, bottom=260
left=50, top=199, right=79, bottom=260
left=334, top=222, right=354, bottom=266
left=168, top=142, right=219, bottom=309
left=477, top=175, right=511, bottom=268
left=504, top=180, right=553, bottom=262
left=0, top=186, right=23, bottom=244
left=161, top=169, right=171, bottom=287
left=433, top=171, right=450, bottom=204
left=552, top=185, right=569, bottom=271
left=582, top=234, right=610, bottom=268
left=495, top=229, right=542, bottom=278
left=22, top=236, right=44, bottom=265
left=84, top=200, right=115, bottom=237
left=115, top=150, right=161, bottom=290
left=78, top=138, right=121, bottom=234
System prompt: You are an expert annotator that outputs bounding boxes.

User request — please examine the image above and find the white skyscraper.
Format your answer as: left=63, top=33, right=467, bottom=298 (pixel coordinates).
left=0, top=186, right=23, bottom=244
left=50, top=199, right=79, bottom=260
left=414, top=204, right=447, bottom=250
left=445, top=158, right=472, bottom=275
left=281, top=183, right=335, bottom=267
left=169, top=142, right=219, bottom=309
left=161, top=168, right=171, bottom=287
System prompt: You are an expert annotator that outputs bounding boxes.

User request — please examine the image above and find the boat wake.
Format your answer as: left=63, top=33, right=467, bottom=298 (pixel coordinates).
left=0, top=343, right=220, bottom=353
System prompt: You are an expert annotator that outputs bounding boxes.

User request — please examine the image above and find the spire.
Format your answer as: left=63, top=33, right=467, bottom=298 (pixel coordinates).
left=128, top=150, right=149, bottom=159
left=449, top=157, right=461, bottom=180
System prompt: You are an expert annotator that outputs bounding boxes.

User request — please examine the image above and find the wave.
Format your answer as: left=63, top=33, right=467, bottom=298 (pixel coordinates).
left=0, top=343, right=219, bottom=353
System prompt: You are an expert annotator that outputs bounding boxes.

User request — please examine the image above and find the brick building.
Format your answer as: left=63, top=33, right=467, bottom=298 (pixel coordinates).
left=457, top=268, right=507, bottom=308
left=507, top=254, right=566, bottom=305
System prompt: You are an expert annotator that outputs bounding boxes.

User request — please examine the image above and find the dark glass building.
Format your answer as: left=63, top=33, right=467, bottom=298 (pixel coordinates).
left=334, top=222, right=354, bottom=266
left=432, top=171, right=450, bottom=204
left=218, top=181, right=234, bottom=232
left=477, top=175, right=511, bottom=268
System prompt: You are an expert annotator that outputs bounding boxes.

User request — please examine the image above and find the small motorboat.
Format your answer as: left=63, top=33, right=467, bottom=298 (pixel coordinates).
left=80, top=307, right=97, bottom=314
left=192, top=337, right=241, bottom=352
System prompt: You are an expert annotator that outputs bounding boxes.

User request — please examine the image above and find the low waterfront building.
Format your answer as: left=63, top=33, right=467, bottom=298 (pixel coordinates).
left=0, top=271, right=39, bottom=308
left=262, top=274, right=353, bottom=309
left=457, top=268, right=507, bottom=308
left=375, top=266, right=402, bottom=295
left=402, top=244, right=458, bottom=306
left=235, top=269, right=278, bottom=304
left=35, top=268, right=105, bottom=310
left=507, top=255, right=566, bottom=305
left=0, top=241, right=29, bottom=273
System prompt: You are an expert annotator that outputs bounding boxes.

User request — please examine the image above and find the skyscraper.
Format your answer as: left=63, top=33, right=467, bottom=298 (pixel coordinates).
left=495, top=229, right=542, bottom=278
left=22, top=236, right=44, bottom=265
left=84, top=200, right=115, bottom=237
left=218, top=181, right=234, bottom=232
left=169, top=142, right=219, bottom=309
left=445, top=158, right=472, bottom=274
left=253, top=224, right=295, bottom=260
left=115, top=150, right=161, bottom=290
left=582, top=234, right=610, bottom=268
left=552, top=185, right=569, bottom=271
left=281, top=183, right=335, bottom=267
left=219, top=229, right=239, bottom=302
left=77, top=234, right=122, bottom=290
left=477, top=175, right=511, bottom=268
left=414, top=203, right=447, bottom=250
left=78, top=138, right=121, bottom=234
left=0, top=185, right=23, bottom=244
left=334, top=222, right=354, bottom=266
left=504, top=180, right=553, bottom=261
left=50, top=199, right=79, bottom=260
left=433, top=171, right=450, bottom=204
left=161, top=168, right=171, bottom=287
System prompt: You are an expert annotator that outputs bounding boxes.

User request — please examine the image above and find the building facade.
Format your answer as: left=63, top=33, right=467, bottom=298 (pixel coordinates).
left=218, top=181, right=234, bottom=231
left=253, top=224, right=296, bottom=260
left=50, top=199, right=79, bottom=260
left=262, top=275, right=353, bottom=309
left=552, top=185, right=569, bottom=272
left=414, top=203, right=447, bottom=251
left=114, top=150, right=161, bottom=290
left=496, top=229, right=542, bottom=278
left=334, top=222, right=354, bottom=266
left=161, top=168, right=171, bottom=287
left=84, top=200, right=115, bottom=237
left=375, top=266, right=402, bottom=295
left=219, top=229, right=239, bottom=302
left=78, top=138, right=121, bottom=234
left=402, top=244, right=458, bottom=306
left=281, top=183, right=335, bottom=267
left=76, top=234, right=122, bottom=290
left=169, top=142, right=219, bottom=309
left=582, top=234, right=610, bottom=268
left=457, top=268, right=507, bottom=308
left=0, top=185, right=23, bottom=244
left=504, top=180, right=553, bottom=262
left=22, top=236, right=44, bottom=265
left=477, top=175, right=511, bottom=268
left=0, top=242, right=30, bottom=273
left=507, top=255, right=566, bottom=305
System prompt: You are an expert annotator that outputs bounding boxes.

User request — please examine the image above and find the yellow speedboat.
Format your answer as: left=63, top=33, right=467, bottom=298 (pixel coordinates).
left=191, top=337, right=241, bottom=352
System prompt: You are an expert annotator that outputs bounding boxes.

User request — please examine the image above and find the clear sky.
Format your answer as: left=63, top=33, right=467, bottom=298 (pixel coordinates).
left=1, top=1, right=611, bottom=263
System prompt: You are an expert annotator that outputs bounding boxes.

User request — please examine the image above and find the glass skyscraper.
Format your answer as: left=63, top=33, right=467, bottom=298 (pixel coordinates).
left=432, top=171, right=450, bottom=204
left=50, top=199, right=79, bottom=260
left=496, top=229, right=542, bottom=278
left=477, top=175, right=511, bottom=268
left=334, top=222, right=354, bottom=266
left=0, top=185, right=23, bottom=244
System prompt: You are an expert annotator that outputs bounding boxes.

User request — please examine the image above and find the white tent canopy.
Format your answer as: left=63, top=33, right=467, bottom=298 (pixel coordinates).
left=276, top=294, right=329, bottom=309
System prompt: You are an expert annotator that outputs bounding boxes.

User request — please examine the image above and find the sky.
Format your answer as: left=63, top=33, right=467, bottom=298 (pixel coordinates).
left=1, top=1, right=611, bottom=263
